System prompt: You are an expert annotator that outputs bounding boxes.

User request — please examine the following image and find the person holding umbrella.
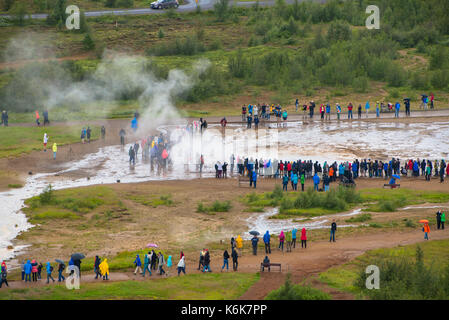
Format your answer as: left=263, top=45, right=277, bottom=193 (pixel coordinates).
left=251, top=235, right=259, bottom=256
left=421, top=220, right=430, bottom=240
left=71, top=253, right=84, bottom=278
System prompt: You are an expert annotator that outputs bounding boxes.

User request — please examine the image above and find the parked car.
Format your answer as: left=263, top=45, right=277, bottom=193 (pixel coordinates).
left=151, top=0, right=179, bottom=9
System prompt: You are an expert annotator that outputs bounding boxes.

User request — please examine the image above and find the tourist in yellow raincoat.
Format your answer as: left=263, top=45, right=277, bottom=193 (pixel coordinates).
left=52, top=143, right=57, bottom=160
left=236, top=235, right=243, bottom=257
left=99, top=258, right=109, bottom=280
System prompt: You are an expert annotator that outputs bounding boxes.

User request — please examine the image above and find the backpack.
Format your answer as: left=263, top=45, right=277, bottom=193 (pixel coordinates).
left=50, top=266, right=54, bottom=272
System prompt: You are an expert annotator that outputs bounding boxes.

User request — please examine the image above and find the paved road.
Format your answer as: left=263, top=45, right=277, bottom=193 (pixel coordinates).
left=1, top=0, right=324, bottom=19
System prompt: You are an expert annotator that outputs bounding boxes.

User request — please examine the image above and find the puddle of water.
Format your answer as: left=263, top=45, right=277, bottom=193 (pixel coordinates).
left=243, top=207, right=358, bottom=240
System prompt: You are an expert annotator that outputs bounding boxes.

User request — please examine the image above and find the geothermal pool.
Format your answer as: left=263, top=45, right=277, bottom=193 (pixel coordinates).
left=1, top=120, right=449, bottom=260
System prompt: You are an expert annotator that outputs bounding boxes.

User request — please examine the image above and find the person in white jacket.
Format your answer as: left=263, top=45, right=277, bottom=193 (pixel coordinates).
left=177, top=255, right=186, bottom=276
left=43, top=133, right=48, bottom=152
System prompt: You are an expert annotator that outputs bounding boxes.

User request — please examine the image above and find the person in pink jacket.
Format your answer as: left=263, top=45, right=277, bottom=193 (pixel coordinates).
left=278, top=231, right=285, bottom=251
left=301, top=228, right=307, bottom=248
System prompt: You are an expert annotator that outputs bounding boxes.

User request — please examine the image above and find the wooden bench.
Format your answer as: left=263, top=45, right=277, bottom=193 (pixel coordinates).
left=383, top=183, right=400, bottom=189
left=238, top=176, right=251, bottom=187
left=260, top=262, right=282, bottom=272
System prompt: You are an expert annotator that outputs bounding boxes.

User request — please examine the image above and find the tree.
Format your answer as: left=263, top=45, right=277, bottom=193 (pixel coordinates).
left=10, top=1, right=27, bottom=26
left=83, top=33, right=95, bottom=50
left=46, top=0, right=67, bottom=26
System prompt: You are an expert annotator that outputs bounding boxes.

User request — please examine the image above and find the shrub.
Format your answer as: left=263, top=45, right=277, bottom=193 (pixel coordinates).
left=105, top=0, right=117, bottom=8
left=39, top=185, right=54, bottom=205
left=265, top=274, right=331, bottom=300
left=197, top=200, right=232, bottom=213
left=214, top=0, right=230, bottom=22
left=327, top=20, right=352, bottom=43
left=345, top=213, right=372, bottom=223
left=158, top=28, right=164, bottom=39
left=117, top=0, right=133, bottom=7
left=83, top=33, right=95, bottom=50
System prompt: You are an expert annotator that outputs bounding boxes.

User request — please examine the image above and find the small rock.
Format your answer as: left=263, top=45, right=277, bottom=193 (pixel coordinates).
left=7, top=245, right=13, bottom=250
left=28, top=171, right=32, bottom=175
left=117, top=179, right=120, bottom=183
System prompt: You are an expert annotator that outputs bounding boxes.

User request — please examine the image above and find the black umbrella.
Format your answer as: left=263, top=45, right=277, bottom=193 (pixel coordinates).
left=71, top=253, right=85, bottom=261
left=55, top=259, right=64, bottom=264
left=249, top=231, right=260, bottom=236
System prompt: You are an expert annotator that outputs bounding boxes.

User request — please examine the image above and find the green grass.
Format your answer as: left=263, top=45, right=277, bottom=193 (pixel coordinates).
left=345, top=214, right=372, bottom=223
left=319, top=239, right=449, bottom=297
left=197, top=200, right=232, bottom=214
left=128, top=194, right=175, bottom=208
left=0, top=273, right=259, bottom=300
left=265, top=274, right=331, bottom=300
left=7, top=183, right=22, bottom=188
left=23, top=185, right=123, bottom=223
left=0, top=125, right=99, bottom=158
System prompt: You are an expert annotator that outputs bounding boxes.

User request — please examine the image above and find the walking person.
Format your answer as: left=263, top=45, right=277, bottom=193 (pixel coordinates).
left=46, top=262, right=55, bottom=284
left=301, top=228, right=307, bottom=248
left=166, top=255, right=172, bottom=276
left=143, top=253, right=152, bottom=277
left=177, top=254, right=186, bottom=276
left=99, top=258, right=109, bottom=280
left=58, top=261, right=66, bottom=282
left=231, top=248, right=238, bottom=271
left=263, top=230, right=271, bottom=254
left=278, top=230, right=285, bottom=252
left=35, top=110, right=40, bottom=126
left=330, top=220, right=337, bottom=242
left=94, top=256, right=101, bottom=279
left=221, top=250, right=230, bottom=272
left=133, top=254, right=142, bottom=275
left=158, top=252, right=166, bottom=276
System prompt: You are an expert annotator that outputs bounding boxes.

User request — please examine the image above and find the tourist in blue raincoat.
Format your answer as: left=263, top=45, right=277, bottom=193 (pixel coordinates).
left=282, top=173, right=289, bottom=191
left=313, top=173, right=320, bottom=191
left=263, top=231, right=271, bottom=254
left=134, top=255, right=142, bottom=275
left=24, top=260, right=32, bottom=282
left=250, top=171, right=257, bottom=188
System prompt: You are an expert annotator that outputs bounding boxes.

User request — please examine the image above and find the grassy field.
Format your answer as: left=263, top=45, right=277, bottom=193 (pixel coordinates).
left=319, top=239, right=449, bottom=298
left=241, top=186, right=449, bottom=219
left=0, top=125, right=99, bottom=158
left=0, top=273, right=259, bottom=300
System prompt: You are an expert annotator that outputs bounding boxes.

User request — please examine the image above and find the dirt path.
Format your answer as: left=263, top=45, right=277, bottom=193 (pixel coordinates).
left=5, top=228, right=449, bottom=299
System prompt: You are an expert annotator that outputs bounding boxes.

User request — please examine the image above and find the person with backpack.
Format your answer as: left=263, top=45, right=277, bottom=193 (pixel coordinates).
left=46, top=262, right=55, bottom=284
left=0, top=261, right=8, bottom=288
left=151, top=250, right=158, bottom=271
left=231, top=248, right=238, bottom=271
left=142, top=254, right=151, bottom=277
left=325, top=103, right=331, bottom=120
left=336, top=103, right=341, bottom=120
left=58, top=261, right=66, bottom=282
left=133, top=254, right=142, bottom=275
left=31, top=260, right=38, bottom=282
left=177, top=254, right=186, bottom=276
left=24, top=260, right=32, bottom=282
left=221, top=250, right=230, bottom=272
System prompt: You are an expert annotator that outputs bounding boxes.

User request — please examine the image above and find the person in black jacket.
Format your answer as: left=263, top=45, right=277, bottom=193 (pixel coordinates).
left=221, top=250, right=230, bottom=272
left=151, top=250, right=158, bottom=271
left=251, top=235, right=259, bottom=256
left=58, top=262, right=66, bottom=282
left=231, top=248, right=238, bottom=271
left=436, top=210, right=442, bottom=230
left=330, top=220, right=337, bottom=242
left=94, top=256, right=101, bottom=279
left=203, top=250, right=211, bottom=273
